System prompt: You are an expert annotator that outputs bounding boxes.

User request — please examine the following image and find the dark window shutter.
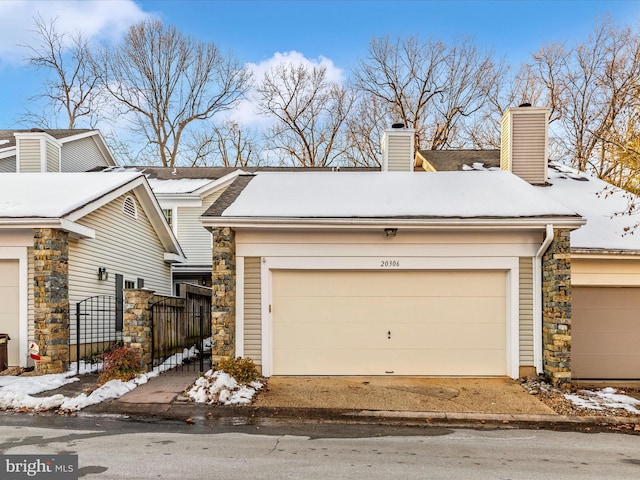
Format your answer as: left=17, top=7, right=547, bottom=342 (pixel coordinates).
left=137, top=278, right=144, bottom=289
left=115, top=274, right=124, bottom=331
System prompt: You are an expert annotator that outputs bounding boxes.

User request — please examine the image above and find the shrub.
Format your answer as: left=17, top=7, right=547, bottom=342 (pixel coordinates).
left=98, top=344, right=142, bottom=385
left=216, top=357, right=259, bottom=385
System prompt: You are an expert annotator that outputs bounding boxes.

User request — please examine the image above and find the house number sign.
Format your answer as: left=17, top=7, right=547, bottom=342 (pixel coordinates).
left=379, top=259, right=400, bottom=268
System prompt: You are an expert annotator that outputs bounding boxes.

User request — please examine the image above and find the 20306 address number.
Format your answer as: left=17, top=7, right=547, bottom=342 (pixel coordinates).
left=379, top=259, right=400, bottom=268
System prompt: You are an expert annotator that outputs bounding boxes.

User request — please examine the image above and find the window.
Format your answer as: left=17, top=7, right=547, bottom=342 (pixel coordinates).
left=162, top=208, right=173, bottom=228
left=123, top=196, right=137, bottom=219
left=124, top=280, right=136, bottom=289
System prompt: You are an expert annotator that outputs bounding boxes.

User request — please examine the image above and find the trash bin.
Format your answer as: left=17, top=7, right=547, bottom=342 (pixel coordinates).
left=0, top=334, right=10, bottom=371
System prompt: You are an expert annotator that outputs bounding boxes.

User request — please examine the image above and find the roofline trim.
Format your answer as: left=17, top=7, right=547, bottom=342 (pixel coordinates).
left=201, top=216, right=586, bottom=230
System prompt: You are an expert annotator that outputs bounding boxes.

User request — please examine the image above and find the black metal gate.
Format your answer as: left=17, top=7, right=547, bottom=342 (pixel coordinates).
left=71, top=295, right=123, bottom=373
left=150, top=284, right=212, bottom=372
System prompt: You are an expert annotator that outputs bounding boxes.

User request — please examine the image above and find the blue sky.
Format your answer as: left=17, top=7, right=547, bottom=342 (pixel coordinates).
left=0, top=0, right=637, bottom=128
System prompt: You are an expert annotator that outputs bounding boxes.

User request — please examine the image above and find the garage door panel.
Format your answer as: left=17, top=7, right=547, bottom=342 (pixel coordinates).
left=572, top=286, right=640, bottom=380
left=572, top=355, right=639, bottom=380
left=273, top=270, right=505, bottom=298
left=390, top=322, right=506, bottom=350
left=272, top=270, right=507, bottom=376
left=273, top=322, right=389, bottom=350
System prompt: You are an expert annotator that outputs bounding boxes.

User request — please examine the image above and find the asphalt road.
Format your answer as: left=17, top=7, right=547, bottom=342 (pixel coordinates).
left=0, top=413, right=638, bottom=479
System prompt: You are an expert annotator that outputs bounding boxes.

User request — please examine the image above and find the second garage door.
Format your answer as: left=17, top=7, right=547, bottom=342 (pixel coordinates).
left=572, top=286, right=640, bottom=380
left=271, top=270, right=507, bottom=376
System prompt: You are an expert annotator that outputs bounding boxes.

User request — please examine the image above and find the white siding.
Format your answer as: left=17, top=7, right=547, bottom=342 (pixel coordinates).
left=46, top=141, right=60, bottom=172
left=68, top=192, right=173, bottom=308
left=17, top=138, right=41, bottom=172
left=176, top=189, right=225, bottom=267
left=519, top=257, right=534, bottom=366
left=61, top=137, right=110, bottom=172
left=382, top=129, right=414, bottom=172
left=243, top=257, right=262, bottom=365
left=0, top=157, right=16, bottom=172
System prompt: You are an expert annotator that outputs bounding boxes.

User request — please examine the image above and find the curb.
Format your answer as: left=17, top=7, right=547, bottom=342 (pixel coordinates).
left=83, top=401, right=640, bottom=431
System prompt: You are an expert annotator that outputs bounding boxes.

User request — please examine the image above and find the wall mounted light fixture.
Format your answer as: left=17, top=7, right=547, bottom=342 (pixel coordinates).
left=384, top=228, right=398, bottom=238
left=97, top=267, right=109, bottom=281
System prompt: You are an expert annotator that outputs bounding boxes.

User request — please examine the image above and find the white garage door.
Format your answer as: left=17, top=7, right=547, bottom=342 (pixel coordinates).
left=0, top=260, right=20, bottom=367
left=272, top=270, right=507, bottom=376
left=573, top=287, right=640, bottom=380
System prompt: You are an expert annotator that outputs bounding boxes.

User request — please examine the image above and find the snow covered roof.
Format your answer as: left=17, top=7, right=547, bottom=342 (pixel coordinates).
left=538, top=163, right=640, bottom=252
left=0, top=172, right=142, bottom=218
left=205, top=171, right=580, bottom=222
left=147, top=177, right=214, bottom=194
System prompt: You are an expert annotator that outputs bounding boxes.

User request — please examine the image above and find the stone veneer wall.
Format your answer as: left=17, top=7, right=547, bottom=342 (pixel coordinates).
left=123, top=289, right=157, bottom=371
left=542, top=228, right=572, bottom=386
left=33, top=228, right=69, bottom=374
left=211, top=227, right=236, bottom=360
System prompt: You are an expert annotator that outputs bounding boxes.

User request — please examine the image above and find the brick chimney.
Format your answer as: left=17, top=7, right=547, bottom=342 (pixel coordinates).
left=381, top=123, right=415, bottom=172
left=500, top=105, right=549, bottom=184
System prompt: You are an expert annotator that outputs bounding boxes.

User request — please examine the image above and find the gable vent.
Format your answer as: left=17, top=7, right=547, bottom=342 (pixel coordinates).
left=122, top=196, right=137, bottom=219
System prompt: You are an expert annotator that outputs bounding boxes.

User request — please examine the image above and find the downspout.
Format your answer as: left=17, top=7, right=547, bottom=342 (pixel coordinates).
left=533, top=224, right=554, bottom=374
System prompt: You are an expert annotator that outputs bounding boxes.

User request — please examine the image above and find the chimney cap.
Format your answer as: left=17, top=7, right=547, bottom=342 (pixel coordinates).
left=518, top=102, right=532, bottom=108
left=391, top=123, right=405, bottom=129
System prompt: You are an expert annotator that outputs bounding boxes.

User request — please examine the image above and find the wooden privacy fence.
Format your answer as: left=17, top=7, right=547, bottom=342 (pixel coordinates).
left=150, top=284, right=212, bottom=372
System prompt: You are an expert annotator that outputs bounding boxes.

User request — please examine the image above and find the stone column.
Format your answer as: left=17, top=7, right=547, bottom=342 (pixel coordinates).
left=123, top=289, right=156, bottom=372
left=33, top=228, right=69, bottom=374
left=542, top=228, right=572, bottom=386
left=211, top=227, right=236, bottom=361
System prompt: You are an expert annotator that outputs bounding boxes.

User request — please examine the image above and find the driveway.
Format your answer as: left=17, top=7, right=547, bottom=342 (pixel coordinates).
left=253, top=376, right=557, bottom=415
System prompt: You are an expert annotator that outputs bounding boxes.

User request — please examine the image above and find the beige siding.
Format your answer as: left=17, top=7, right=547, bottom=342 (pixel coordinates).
left=18, top=138, right=41, bottom=172
left=572, top=257, right=640, bottom=286
left=61, top=137, right=110, bottom=172
left=500, top=113, right=510, bottom=171
left=243, top=257, right=262, bottom=365
left=511, top=113, right=546, bottom=184
left=176, top=190, right=225, bottom=266
left=68, top=192, right=173, bottom=308
left=0, top=156, right=16, bottom=172
left=519, top=257, right=534, bottom=366
left=46, top=141, right=60, bottom=172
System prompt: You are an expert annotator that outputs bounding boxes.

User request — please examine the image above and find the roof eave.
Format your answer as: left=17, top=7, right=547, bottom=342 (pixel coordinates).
left=200, top=216, right=586, bottom=231
left=0, top=218, right=95, bottom=238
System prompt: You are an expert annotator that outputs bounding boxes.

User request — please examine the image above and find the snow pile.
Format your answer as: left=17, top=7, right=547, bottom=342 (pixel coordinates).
left=565, top=387, right=640, bottom=414
left=187, top=369, right=263, bottom=405
left=0, top=344, right=209, bottom=412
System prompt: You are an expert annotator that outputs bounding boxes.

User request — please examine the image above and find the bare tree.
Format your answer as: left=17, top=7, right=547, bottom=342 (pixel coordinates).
left=343, top=93, right=388, bottom=166
left=354, top=35, right=499, bottom=152
left=185, top=121, right=262, bottom=167
left=257, top=62, right=354, bottom=167
left=532, top=21, right=640, bottom=177
left=20, top=15, right=101, bottom=129
left=95, top=20, right=250, bottom=167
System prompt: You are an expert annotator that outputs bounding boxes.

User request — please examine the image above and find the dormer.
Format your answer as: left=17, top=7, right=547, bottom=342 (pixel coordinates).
left=15, top=129, right=62, bottom=173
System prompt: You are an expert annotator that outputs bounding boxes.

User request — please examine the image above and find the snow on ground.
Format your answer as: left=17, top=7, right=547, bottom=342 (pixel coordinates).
left=186, top=369, right=263, bottom=405
left=0, top=339, right=259, bottom=412
left=565, top=387, right=640, bottom=414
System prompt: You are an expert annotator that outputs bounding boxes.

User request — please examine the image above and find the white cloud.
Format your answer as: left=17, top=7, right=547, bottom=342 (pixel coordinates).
left=0, top=0, right=152, bottom=65
left=226, top=50, right=345, bottom=127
